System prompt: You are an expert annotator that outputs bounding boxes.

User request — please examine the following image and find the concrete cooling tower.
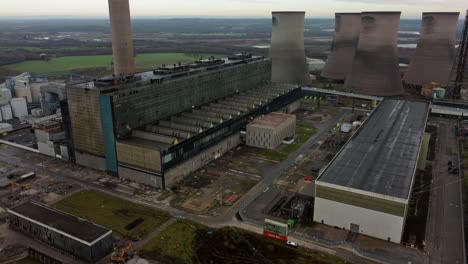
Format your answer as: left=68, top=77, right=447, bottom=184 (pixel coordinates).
left=344, top=12, right=403, bottom=96
left=270, top=11, right=311, bottom=86
left=321, top=13, right=361, bottom=81
left=108, top=0, right=135, bottom=75
left=403, top=12, right=460, bottom=87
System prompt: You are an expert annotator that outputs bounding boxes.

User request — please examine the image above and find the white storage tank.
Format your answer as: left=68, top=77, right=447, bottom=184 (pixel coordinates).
left=0, top=104, right=13, bottom=121
left=10, top=98, right=28, bottom=118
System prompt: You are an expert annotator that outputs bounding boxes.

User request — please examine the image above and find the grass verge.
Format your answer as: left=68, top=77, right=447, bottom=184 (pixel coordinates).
left=53, top=190, right=170, bottom=240
left=141, top=221, right=347, bottom=264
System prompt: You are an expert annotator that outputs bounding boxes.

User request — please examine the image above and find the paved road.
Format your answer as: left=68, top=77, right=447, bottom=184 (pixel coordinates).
left=426, top=118, right=465, bottom=264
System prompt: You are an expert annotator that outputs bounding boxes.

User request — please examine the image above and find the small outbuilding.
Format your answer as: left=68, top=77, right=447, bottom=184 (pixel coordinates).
left=246, top=112, right=296, bottom=149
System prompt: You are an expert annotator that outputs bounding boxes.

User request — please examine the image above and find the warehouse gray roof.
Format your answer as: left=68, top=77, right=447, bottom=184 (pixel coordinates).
left=8, top=201, right=111, bottom=244
left=317, top=100, right=429, bottom=199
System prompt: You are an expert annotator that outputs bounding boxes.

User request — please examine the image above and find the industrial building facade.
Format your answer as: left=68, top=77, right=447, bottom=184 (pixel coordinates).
left=66, top=55, right=302, bottom=188
left=246, top=112, right=296, bottom=149
left=314, top=100, right=429, bottom=243
left=8, top=201, right=113, bottom=263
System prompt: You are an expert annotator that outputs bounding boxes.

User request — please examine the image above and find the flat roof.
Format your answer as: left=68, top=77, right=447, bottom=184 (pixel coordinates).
left=317, top=100, right=429, bottom=200
left=248, top=112, right=295, bottom=129
left=8, top=201, right=111, bottom=245
left=70, top=55, right=267, bottom=91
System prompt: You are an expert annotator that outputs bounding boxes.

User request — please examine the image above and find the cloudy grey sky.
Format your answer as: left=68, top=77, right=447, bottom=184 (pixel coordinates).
left=0, top=0, right=465, bottom=18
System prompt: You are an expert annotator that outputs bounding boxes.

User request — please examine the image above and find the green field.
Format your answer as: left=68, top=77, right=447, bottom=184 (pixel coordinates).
left=141, top=221, right=346, bottom=264
left=5, top=53, right=221, bottom=74
left=53, top=190, right=170, bottom=240
left=141, top=220, right=205, bottom=263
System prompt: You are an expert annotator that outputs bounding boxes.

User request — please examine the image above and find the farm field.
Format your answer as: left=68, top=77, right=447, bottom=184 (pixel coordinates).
left=52, top=190, right=170, bottom=240
left=5, top=53, right=222, bottom=74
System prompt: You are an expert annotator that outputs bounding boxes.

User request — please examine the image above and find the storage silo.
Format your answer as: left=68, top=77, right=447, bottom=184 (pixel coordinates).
left=270, top=11, right=311, bottom=86
left=344, top=12, right=403, bottom=96
left=403, top=12, right=460, bottom=87
left=321, top=13, right=361, bottom=81
left=1, top=105, right=13, bottom=121
left=10, top=98, right=28, bottom=118
left=108, top=0, right=135, bottom=75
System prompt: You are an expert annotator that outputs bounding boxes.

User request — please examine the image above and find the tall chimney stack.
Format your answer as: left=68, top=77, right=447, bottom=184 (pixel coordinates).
left=344, top=12, right=403, bottom=96
left=270, top=11, right=311, bottom=86
left=108, top=0, right=135, bottom=75
left=321, top=13, right=361, bottom=82
left=404, top=12, right=460, bottom=87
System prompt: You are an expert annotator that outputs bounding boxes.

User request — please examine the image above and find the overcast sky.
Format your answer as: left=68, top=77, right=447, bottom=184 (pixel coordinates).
left=0, top=0, right=465, bottom=19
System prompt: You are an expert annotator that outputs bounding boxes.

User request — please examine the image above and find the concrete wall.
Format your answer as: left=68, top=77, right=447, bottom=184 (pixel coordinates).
left=321, top=13, right=361, bottom=81
left=164, top=133, right=241, bottom=188
left=404, top=12, right=459, bottom=86
left=75, top=151, right=106, bottom=171
left=344, top=12, right=403, bottom=96
left=67, top=87, right=104, bottom=156
left=116, top=141, right=161, bottom=172
left=119, top=166, right=163, bottom=188
left=108, top=0, right=135, bottom=75
left=270, top=11, right=310, bottom=85
left=313, top=197, right=405, bottom=243
left=9, top=213, right=113, bottom=263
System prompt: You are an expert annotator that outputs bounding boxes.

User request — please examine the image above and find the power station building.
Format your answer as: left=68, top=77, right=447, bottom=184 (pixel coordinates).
left=63, top=0, right=303, bottom=189
left=321, top=13, right=361, bottom=81
left=65, top=55, right=301, bottom=188
left=8, top=201, right=113, bottom=263
left=404, top=12, right=460, bottom=88
left=344, top=12, right=403, bottom=96
left=314, top=99, right=429, bottom=243
left=270, top=11, right=311, bottom=86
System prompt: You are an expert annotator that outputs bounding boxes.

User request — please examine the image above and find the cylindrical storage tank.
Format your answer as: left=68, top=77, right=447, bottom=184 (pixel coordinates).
left=270, top=11, right=311, bottom=86
left=403, top=12, right=460, bottom=86
left=321, top=13, right=361, bottom=81
left=344, top=12, right=403, bottom=96
left=10, top=98, right=28, bottom=118
left=1, top=104, right=13, bottom=120
left=108, top=0, right=135, bottom=75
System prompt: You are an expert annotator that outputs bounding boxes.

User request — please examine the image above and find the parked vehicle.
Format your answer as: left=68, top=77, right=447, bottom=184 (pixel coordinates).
left=286, top=240, right=299, bottom=247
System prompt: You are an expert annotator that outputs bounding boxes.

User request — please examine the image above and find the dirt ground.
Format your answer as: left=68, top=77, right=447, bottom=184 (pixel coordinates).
left=170, top=145, right=277, bottom=215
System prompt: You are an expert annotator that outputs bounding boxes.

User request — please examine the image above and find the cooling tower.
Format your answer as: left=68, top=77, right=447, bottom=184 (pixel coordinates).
left=108, top=0, right=135, bottom=75
left=321, top=13, right=361, bottom=81
left=403, top=12, right=460, bottom=86
left=344, top=12, right=403, bottom=96
left=270, top=11, right=311, bottom=86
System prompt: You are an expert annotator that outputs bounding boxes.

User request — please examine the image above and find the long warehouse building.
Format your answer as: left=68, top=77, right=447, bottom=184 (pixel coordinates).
left=8, top=201, right=113, bottom=263
left=314, top=99, right=429, bottom=243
